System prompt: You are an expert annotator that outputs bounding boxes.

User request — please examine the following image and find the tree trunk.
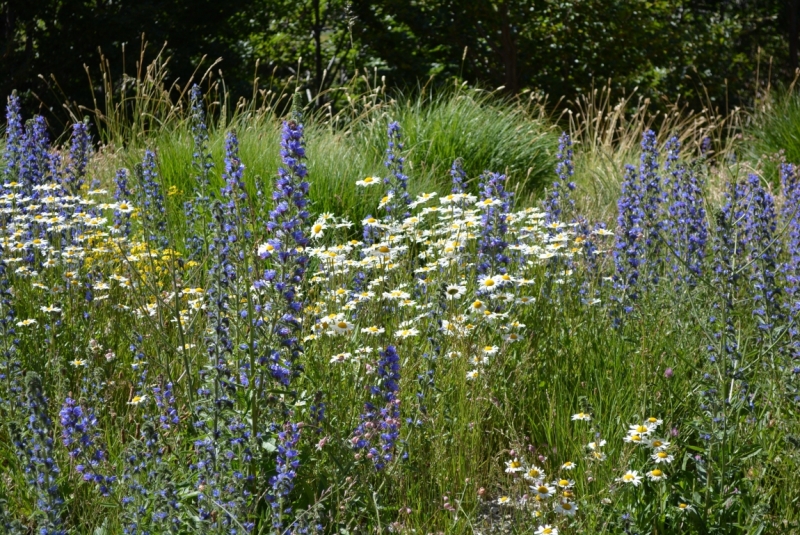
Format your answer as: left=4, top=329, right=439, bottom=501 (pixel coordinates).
left=499, top=2, right=518, bottom=93
left=313, top=0, right=323, bottom=95
left=791, top=0, right=799, bottom=75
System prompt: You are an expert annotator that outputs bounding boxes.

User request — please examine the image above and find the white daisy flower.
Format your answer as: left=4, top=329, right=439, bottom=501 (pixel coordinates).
left=554, top=500, right=577, bottom=516
left=652, top=451, right=674, bottom=464
left=617, top=470, right=643, bottom=486
left=444, top=284, right=466, bottom=300
left=504, top=458, right=525, bottom=473
left=356, top=176, right=381, bottom=187
left=647, top=468, right=667, bottom=481
left=531, top=483, right=556, bottom=499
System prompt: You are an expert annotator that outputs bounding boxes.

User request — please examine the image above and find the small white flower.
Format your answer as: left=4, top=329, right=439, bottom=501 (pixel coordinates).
left=444, top=284, right=466, bottom=300
left=555, top=500, right=577, bottom=516
left=587, top=439, right=607, bottom=450
left=257, top=242, right=276, bottom=258
left=628, top=423, right=654, bottom=436
left=332, top=319, right=354, bottom=334
left=361, top=325, right=385, bottom=335
left=310, top=222, right=327, bottom=239
left=127, top=395, right=146, bottom=406
left=645, top=416, right=664, bottom=428
left=652, top=451, right=674, bottom=464
left=677, top=502, right=695, bottom=513
left=503, top=331, right=522, bottom=343
left=617, top=470, right=643, bottom=486
left=395, top=328, right=419, bottom=339
left=645, top=437, right=671, bottom=451
left=523, top=466, right=545, bottom=482
left=504, top=458, right=525, bottom=473
left=329, top=352, right=352, bottom=363
left=356, top=176, right=381, bottom=187
left=467, top=299, right=486, bottom=314
left=624, top=433, right=644, bottom=444
left=531, top=483, right=556, bottom=499
left=477, top=274, right=500, bottom=292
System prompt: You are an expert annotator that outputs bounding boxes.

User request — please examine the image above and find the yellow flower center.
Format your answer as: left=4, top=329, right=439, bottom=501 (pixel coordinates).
left=562, top=502, right=573, bottom=510
left=623, top=474, right=634, bottom=481
left=313, top=224, right=323, bottom=233
left=337, top=322, right=349, bottom=329
left=651, top=469, right=663, bottom=477
left=484, top=278, right=495, bottom=286
left=378, top=246, right=390, bottom=254
left=559, top=479, right=569, bottom=486
left=657, top=452, right=668, bottom=459
left=537, top=486, right=549, bottom=494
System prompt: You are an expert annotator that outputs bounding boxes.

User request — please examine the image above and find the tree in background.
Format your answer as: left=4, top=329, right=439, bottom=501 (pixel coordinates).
left=347, top=0, right=790, bottom=108
left=1, top=0, right=263, bottom=124
left=250, top=0, right=362, bottom=101
left=0, top=0, right=794, bottom=121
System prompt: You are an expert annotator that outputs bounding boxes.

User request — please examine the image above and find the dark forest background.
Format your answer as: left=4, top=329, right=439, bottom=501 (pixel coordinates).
left=2, top=0, right=798, bottom=120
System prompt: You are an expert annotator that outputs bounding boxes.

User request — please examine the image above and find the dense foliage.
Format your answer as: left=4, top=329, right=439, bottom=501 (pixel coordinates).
left=0, top=0, right=794, bottom=121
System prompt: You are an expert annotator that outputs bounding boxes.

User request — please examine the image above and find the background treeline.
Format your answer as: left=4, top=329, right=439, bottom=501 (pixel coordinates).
left=0, top=0, right=796, bottom=123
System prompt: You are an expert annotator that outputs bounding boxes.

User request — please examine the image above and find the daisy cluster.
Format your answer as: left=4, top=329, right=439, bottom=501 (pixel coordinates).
left=499, top=454, right=579, bottom=520
left=303, top=160, right=613, bottom=387
left=487, top=413, right=689, bottom=533
left=618, top=417, right=675, bottom=485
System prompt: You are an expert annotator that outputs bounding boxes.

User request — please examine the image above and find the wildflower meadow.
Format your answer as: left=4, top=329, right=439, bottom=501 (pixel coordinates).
left=0, top=80, right=799, bottom=535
